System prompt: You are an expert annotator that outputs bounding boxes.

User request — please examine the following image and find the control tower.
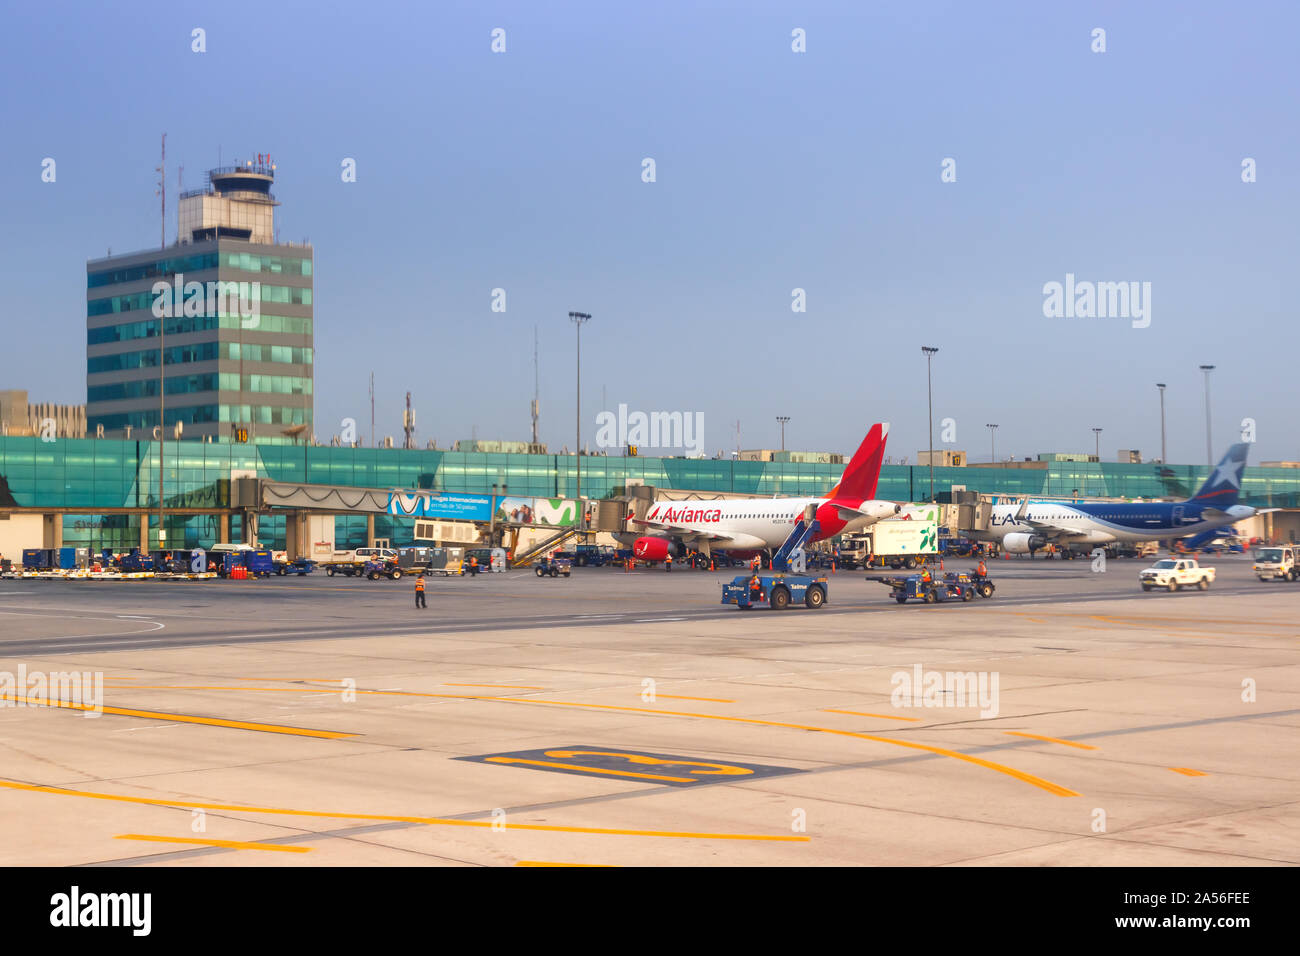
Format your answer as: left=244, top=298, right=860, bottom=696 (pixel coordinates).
left=86, top=151, right=312, bottom=444
left=178, top=158, right=280, bottom=244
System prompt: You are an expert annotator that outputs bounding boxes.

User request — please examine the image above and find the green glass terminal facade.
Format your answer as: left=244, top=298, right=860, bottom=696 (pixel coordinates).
left=1, top=437, right=1297, bottom=552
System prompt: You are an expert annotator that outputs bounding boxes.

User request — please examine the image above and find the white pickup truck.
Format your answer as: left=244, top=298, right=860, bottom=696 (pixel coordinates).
left=1140, top=557, right=1215, bottom=592
left=1253, top=546, right=1298, bottom=582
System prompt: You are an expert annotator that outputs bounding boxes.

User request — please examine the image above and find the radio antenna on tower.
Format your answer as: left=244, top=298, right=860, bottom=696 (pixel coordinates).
left=154, top=133, right=166, bottom=249
left=531, top=324, right=540, bottom=445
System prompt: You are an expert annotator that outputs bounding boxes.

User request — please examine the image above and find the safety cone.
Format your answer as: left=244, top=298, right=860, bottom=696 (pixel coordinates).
left=710, top=559, right=715, bottom=571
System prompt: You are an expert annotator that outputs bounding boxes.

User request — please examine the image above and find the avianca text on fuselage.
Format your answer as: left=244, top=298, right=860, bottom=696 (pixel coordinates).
left=647, top=506, right=723, bottom=524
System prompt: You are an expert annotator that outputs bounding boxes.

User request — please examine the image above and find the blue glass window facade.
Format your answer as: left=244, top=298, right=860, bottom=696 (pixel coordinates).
left=86, top=242, right=313, bottom=442
left=3, top=438, right=1298, bottom=552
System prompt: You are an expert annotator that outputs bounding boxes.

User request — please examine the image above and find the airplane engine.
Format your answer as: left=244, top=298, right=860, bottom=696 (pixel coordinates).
left=1002, top=532, right=1047, bottom=554
left=633, top=536, right=672, bottom=561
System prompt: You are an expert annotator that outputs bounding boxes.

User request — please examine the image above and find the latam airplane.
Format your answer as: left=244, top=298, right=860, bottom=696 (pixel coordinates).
left=969, top=442, right=1256, bottom=554
left=619, top=423, right=900, bottom=562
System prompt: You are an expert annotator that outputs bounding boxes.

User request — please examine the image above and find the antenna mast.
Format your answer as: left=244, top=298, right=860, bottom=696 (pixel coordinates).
left=154, top=134, right=166, bottom=249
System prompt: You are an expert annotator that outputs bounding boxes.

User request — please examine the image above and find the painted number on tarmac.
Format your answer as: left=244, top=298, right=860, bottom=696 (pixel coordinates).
left=456, top=745, right=802, bottom=787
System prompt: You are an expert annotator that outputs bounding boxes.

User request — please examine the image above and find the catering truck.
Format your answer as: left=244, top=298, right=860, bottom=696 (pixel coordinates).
left=840, top=510, right=939, bottom=570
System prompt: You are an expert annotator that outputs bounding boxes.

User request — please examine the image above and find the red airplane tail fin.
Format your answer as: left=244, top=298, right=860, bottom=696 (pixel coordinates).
left=828, top=423, right=889, bottom=501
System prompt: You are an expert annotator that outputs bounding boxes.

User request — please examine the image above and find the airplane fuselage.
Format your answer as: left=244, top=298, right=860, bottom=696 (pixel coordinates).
left=618, top=496, right=896, bottom=552
left=971, top=500, right=1257, bottom=546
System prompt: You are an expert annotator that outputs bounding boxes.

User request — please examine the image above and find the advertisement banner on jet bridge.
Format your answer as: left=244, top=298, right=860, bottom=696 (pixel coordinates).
left=387, top=491, right=493, bottom=521
left=496, top=496, right=581, bottom=526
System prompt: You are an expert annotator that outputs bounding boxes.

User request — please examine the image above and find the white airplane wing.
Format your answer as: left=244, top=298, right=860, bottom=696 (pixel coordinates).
left=631, top=518, right=731, bottom=543
left=1025, top=523, right=1098, bottom=540
left=631, top=519, right=768, bottom=550
left=1015, top=499, right=1103, bottom=541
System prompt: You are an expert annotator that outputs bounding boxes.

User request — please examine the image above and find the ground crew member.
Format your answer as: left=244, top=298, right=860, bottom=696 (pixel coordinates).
left=665, top=553, right=673, bottom=572
left=975, top=557, right=987, bottom=578
left=469, top=554, right=479, bottom=576
left=415, top=573, right=426, bottom=609
left=748, top=573, right=763, bottom=603
left=920, top=567, right=932, bottom=586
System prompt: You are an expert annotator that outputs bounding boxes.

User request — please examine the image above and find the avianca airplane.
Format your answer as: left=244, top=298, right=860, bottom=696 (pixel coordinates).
left=969, top=442, right=1257, bottom=554
left=619, top=423, right=900, bottom=561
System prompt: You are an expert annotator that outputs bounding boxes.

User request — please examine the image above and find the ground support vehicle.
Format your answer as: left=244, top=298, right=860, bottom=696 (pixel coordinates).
left=364, top=559, right=403, bottom=580
left=966, top=571, right=996, bottom=598
left=214, top=548, right=273, bottom=578
left=570, top=544, right=619, bottom=567
left=721, top=513, right=828, bottom=610
left=1139, top=558, right=1215, bottom=592
left=324, top=561, right=367, bottom=578
left=534, top=556, right=572, bottom=577
left=871, top=571, right=976, bottom=604
left=1253, top=546, right=1298, bottom=582
left=319, top=547, right=398, bottom=577
left=722, top=571, right=828, bottom=610
left=274, top=557, right=316, bottom=575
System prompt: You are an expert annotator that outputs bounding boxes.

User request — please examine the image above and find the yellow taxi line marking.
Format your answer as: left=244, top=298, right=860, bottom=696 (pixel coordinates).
left=515, top=861, right=616, bottom=867
left=481, top=698, right=1078, bottom=796
left=443, top=683, right=547, bottom=689
left=0, top=694, right=356, bottom=739
left=656, top=694, right=736, bottom=703
left=98, top=684, right=505, bottom=701
left=486, top=757, right=698, bottom=783
left=1170, top=767, right=1208, bottom=776
left=0, top=779, right=806, bottom=842
left=86, top=684, right=1076, bottom=796
left=1004, top=732, right=1098, bottom=750
left=823, top=708, right=922, bottom=722
left=114, top=834, right=312, bottom=853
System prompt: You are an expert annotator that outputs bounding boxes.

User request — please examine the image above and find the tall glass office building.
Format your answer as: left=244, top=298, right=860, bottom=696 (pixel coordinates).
left=85, top=161, right=313, bottom=442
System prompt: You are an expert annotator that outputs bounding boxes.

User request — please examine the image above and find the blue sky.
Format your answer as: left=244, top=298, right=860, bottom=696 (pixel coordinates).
left=2, top=0, right=1297, bottom=464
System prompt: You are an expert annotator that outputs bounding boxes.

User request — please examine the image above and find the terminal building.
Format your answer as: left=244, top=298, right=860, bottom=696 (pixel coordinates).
left=1, top=438, right=1298, bottom=558
left=85, top=159, right=313, bottom=443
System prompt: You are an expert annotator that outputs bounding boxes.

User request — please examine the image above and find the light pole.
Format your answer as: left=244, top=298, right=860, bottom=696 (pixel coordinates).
left=1156, top=383, right=1167, bottom=464
left=158, top=318, right=165, bottom=552
left=1092, top=427, right=1102, bottom=461
left=776, top=416, right=790, bottom=452
left=1199, top=365, right=1215, bottom=466
left=569, top=312, right=591, bottom=518
left=922, top=346, right=939, bottom=501
left=986, top=423, right=998, bottom=464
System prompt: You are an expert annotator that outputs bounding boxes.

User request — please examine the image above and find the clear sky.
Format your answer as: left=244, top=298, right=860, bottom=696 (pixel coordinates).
left=3, top=0, right=1297, bottom=464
